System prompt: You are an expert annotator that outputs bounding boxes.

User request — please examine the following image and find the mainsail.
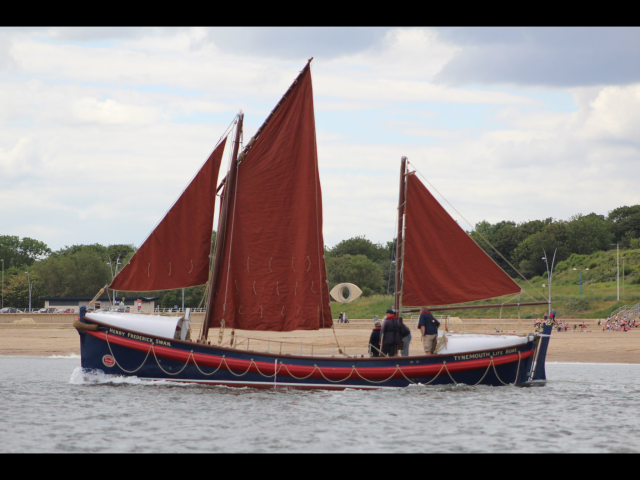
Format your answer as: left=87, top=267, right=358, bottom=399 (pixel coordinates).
left=401, top=173, right=520, bottom=307
left=110, top=137, right=228, bottom=292
left=205, top=63, right=332, bottom=332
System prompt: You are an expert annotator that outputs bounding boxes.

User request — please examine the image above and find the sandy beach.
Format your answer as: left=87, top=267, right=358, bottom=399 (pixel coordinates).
left=1, top=320, right=639, bottom=363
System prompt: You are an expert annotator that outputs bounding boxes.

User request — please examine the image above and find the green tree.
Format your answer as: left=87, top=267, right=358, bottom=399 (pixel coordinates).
left=107, top=244, right=136, bottom=263
left=565, top=213, right=613, bottom=255
left=3, top=272, right=44, bottom=310
left=33, top=248, right=111, bottom=297
left=326, top=254, right=384, bottom=293
left=608, top=205, right=640, bottom=243
left=51, top=243, right=108, bottom=261
left=512, top=221, right=570, bottom=278
left=0, top=235, right=51, bottom=268
left=326, top=236, right=389, bottom=263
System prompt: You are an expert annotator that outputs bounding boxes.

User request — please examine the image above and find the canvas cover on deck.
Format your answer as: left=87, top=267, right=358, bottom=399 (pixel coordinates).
left=401, top=173, right=520, bottom=306
left=110, top=137, right=227, bottom=291
left=208, top=66, right=332, bottom=331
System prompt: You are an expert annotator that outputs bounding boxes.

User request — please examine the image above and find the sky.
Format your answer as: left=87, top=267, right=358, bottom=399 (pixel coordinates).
left=2, top=27, right=640, bottom=252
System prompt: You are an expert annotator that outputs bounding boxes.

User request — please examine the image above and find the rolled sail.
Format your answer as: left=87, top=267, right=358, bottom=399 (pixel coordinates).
left=110, top=137, right=227, bottom=291
left=401, top=173, right=520, bottom=307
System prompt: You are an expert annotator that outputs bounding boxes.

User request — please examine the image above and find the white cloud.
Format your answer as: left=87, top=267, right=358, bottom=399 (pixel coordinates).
left=1, top=27, right=639, bottom=253
left=72, top=97, right=164, bottom=125
left=582, top=84, right=640, bottom=141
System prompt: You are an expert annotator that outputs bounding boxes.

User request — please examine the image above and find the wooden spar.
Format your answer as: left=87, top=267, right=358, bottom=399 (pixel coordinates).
left=201, top=114, right=244, bottom=341
left=401, top=301, right=549, bottom=313
left=214, top=58, right=314, bottom=194
left=394, top=157, right=407, bottom=313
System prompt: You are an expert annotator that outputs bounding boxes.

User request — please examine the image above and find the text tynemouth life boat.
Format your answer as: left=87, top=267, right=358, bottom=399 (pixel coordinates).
left=75, top=59, right=552, bottom=389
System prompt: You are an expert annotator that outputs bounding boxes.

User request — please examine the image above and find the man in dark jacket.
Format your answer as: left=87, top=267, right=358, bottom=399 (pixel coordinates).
left=418, top=307, right=440, bottom=355
left=369, top=320, right=382, bottom=357
left=399, top=317, right=411, bottom=356
left=381, top=309, right=402, bottom=357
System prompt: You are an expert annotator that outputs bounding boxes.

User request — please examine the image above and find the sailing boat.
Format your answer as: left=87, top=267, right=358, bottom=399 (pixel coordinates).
left=76, top=59, right=552, bottom=389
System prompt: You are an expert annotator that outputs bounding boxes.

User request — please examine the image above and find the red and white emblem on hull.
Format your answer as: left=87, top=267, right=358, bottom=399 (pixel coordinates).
left=102, top=355, right=115, bottom=367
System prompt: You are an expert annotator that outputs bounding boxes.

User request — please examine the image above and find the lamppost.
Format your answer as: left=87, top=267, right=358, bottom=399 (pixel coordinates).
left=107, top=256, right=122, bottom=308
left=542, top=248, right=557, bottom=316
left=572, top=267, right=590, bottom=295
left=611, top=243, right=619, bottom=301
left=622, top=256, right=625, bottom=299
left=1, top=259, right=4, bottom=309
left=25, top=270, right=32, bottom=313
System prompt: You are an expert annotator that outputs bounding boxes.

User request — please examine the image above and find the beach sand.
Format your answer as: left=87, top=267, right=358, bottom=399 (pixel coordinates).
left=1, top=322, right=639, bottom=363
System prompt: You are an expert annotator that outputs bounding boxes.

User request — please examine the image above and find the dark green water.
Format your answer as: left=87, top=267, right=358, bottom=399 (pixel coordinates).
left=1, top=357, right=638, bottom=452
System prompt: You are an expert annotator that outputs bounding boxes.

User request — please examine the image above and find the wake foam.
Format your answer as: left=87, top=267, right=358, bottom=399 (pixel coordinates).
left=48, top=353, right=80, bottom=359
left=68, top=367, right=207, bottom=387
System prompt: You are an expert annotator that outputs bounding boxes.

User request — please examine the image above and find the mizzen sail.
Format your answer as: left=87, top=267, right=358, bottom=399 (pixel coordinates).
left=110, top=137, right=227, bottom=292
left=207, top=64, right=332, bottom=332
left=401, top=173, right=520, bottom=306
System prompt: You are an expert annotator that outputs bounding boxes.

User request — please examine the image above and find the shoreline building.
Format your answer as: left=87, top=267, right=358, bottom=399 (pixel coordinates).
left=40, top=296, right=159, bottom=313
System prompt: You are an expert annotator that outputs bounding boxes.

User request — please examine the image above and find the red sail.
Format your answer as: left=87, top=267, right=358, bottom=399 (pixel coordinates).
left=209, top=67, right=332, bottom=331
left=401, top=173, right=520, bottom=306
left=110, top=137, right=227, bottom=291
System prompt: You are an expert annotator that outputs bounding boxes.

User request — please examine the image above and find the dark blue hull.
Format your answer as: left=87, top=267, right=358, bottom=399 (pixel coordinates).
left=78, top=322, right=552, bottom=390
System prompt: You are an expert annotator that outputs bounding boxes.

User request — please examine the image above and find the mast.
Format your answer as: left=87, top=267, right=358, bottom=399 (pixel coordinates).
left=201, top=113, right=244, bottom=341
left=394, top=157, right=407, bottom=313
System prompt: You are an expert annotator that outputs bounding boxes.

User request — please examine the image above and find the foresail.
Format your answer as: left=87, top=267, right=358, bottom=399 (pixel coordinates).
left=208, top=65, right=332, bottom=332
left=110, top=137, right=227, bottom=291
left=401, top=173, right=520, bottom=307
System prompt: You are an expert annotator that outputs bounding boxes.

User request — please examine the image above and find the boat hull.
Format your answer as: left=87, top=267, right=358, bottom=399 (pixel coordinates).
left=77, top=321, right=551, bottom=390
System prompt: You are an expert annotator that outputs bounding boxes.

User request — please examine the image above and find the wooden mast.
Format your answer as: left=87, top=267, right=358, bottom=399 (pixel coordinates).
left=201, top=113, right=243, bottom=341
left=394, top=157, right=407, bottom=314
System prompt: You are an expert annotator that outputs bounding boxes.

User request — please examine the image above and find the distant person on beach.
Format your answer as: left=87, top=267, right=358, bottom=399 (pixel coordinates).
left=418, top=307, right=440, bottom=355
left=369, top=320, right=382, bottom=357
left=380, top=309, right=402, bottom=356
left=399, top=317, right=411, bottom=356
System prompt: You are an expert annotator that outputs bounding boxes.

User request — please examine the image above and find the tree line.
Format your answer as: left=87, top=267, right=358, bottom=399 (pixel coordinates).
left=2, top=204, right=639, bottom=308
left=469, top=205, right=640, bottom=279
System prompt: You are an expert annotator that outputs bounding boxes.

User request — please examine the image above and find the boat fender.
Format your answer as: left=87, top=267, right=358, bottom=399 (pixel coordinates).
left=73, top=320, right=100, bottom=332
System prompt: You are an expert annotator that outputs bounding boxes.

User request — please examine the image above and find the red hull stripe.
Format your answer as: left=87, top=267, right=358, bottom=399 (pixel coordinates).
left=88, top=331, right=533, bottom=381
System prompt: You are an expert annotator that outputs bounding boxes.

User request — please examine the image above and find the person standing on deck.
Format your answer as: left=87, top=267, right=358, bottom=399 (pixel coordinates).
left=380, top=309, right=402, bottom=356
left=399, top=317, right=411, bottom=356
left=418, top=307, right=440, bottom=355
left=369, top=320, right=382, bottom=357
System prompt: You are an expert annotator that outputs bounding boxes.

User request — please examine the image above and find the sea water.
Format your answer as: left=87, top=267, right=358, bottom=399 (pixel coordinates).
left=1, top=356, right=639, bottom=452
